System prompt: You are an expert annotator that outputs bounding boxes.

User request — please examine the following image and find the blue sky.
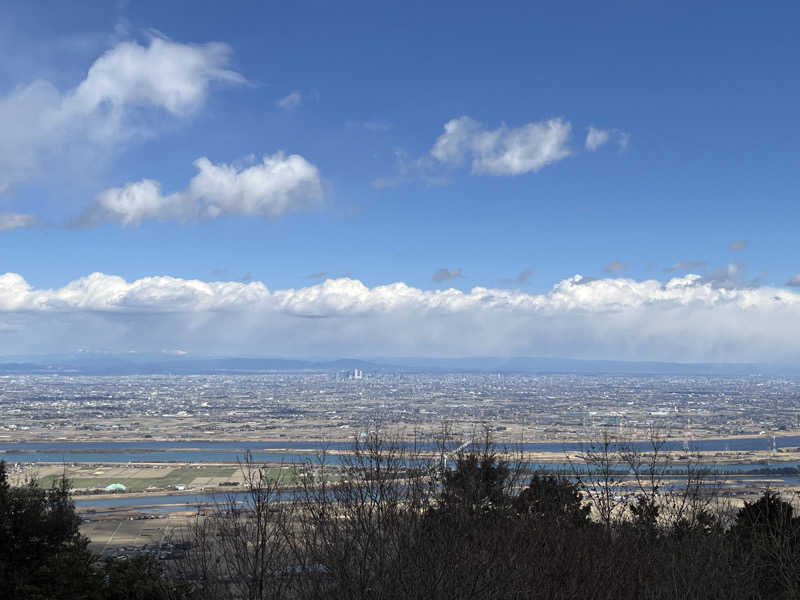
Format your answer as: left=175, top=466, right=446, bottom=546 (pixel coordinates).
left=1, top=1, right=799, bottom=360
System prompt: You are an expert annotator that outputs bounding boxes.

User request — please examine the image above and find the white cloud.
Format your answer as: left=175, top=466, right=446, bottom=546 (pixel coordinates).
left=430, top=116, right=572, bottom=175
left=0, top=213, right=38, bottom=232
left=71, top=33, right=244, bottom=116
left=190, top=155, right=322, bottom=218
left=0, top=33, right=244, bottom=190
left=276, top=90, right=303, bottom=110
left=92, top=179, right=186, bottom=226
left=787, top=274, right=800, bottom=287
left=86, top=152, right=323, bottom=225
left=378, top=116, right=625, bottom=186
left=2, top=271, right=800, bottom=362
left=585, top=126, right=610, bottom=151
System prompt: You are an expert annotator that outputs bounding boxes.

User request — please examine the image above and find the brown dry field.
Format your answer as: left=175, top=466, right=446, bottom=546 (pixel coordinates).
left=81, top=512, right=194, bottom=556
left=13, top=463, right=241, bottom=495
left=6, top=415, right=800, bottom=445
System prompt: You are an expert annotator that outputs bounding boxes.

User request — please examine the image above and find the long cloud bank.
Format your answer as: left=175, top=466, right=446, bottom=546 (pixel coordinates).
left=1, top=272, right=799, bottom=362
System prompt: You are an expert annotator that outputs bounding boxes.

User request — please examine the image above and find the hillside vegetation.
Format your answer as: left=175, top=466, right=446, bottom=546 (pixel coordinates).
left=4, top=432, right=800, bottom=599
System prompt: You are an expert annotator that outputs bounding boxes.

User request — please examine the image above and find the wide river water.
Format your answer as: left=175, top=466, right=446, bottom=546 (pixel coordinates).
left=3, top=437, right=786, bottom=513
left=1, top=436, right=797, bottom=464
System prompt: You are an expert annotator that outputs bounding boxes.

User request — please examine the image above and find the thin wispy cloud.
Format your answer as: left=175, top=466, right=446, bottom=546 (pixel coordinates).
left=585, top=126, right=610, bottom=151
left=371, top=148, right=450, bottom=188
left=663, top=260, right=707, bottom=273
left=0, top=212, right=38, bottom=232
left=516, top=268, right=532, bottom=285
left=499, top=269, right=533, bottom=286
left=433, top=267, right=463, bottom=282
left=346, top=120, right=392, bottom=132
left=585, top=126, right=631, bottom=151
left=604, top=260, right=628, bottom=274
left=730, top=240, right=748, bottom=251
left=276, top=90, right=302, bottom=110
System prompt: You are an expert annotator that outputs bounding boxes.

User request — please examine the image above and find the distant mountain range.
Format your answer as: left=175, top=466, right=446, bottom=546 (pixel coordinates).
left=0, top=354, right=799, bottom=376
left=0, top=356, right=381, bottom=376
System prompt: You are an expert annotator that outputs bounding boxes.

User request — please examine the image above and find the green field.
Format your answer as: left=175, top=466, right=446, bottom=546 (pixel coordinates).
left=37, top=466, right=238, bottom=492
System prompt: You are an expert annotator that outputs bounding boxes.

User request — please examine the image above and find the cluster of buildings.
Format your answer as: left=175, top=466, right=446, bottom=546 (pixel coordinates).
left=0, top=372, right=799, bottom=443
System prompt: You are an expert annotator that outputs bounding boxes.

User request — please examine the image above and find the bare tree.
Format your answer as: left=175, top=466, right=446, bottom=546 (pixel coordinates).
left=171, top=452, right=296, bottom=600
left=573, top=431, right=627, bottom=528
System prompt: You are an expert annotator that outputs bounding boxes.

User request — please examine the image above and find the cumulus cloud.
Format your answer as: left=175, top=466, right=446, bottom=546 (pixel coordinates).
left=378, top=116, right=626, bottom=186
left=730, top=240, right=748, bottom=251
left=0, top=33, right=244, bottom=190
left=2, top=271, right=800, bottom=361
left=0, top=212, right=38, bottom=232
left=430, top=116, right=572, bottom=175
left=90, top=179, right=186, bottom=225
left=72, top=33, right=244, bottom=115
left=432, top=268, right=463, bottom=283
left=276, top=90, right=302, bottom=110
left=661, top=262, right=761, bottom=291
left=604, top=260, right=628, bottom=274
left=83, top=152, right=323, bottom=225
left=787, top=274, right=800, bottom=287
